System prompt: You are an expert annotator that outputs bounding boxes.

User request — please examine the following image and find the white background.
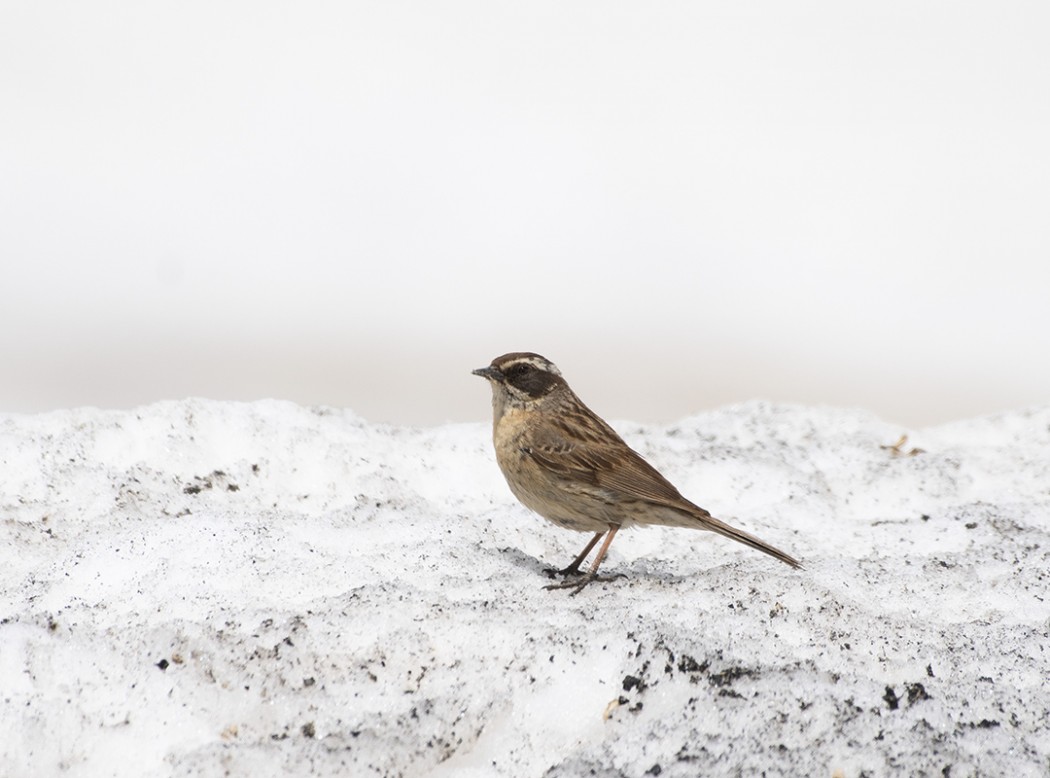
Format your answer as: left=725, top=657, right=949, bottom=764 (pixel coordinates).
left=3, top=1, right=1048, bottom=426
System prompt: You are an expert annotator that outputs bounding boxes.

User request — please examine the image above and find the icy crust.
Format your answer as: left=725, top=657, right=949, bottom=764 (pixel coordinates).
left=1, top=399, right=1048, bottom=777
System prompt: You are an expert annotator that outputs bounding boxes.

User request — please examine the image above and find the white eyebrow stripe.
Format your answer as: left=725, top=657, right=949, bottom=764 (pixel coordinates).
left=499, top=355, right=561, bottom=376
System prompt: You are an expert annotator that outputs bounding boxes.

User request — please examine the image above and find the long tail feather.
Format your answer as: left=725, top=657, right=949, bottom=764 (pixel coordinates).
left=688, top=507, right=803, bottom=569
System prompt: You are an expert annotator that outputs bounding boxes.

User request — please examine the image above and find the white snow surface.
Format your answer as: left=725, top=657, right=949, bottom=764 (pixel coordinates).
left=2, top=399, right=1049, bottom=777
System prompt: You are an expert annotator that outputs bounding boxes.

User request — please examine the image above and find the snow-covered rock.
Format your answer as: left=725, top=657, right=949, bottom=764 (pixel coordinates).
left=2, top=399, right=1048, bottom=776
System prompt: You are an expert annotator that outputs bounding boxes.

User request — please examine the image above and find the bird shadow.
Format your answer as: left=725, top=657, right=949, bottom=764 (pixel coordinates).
left=618, top=559, right=697, bottom=587
left=492, top=546, right=702, bottom=589
left=494, top=546, right=553, bottom=576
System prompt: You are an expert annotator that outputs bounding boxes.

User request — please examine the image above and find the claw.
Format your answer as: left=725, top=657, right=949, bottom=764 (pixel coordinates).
left=544, top=572, right=626, bottom=595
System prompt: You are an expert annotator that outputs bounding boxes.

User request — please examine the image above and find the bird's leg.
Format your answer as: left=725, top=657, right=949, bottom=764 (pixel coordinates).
left=545, top=525, right=624, bottom=595
left=544, top=531, right=604, bottom=578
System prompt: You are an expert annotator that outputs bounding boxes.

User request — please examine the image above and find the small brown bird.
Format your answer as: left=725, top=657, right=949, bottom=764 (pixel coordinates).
left=473, top=352, right=801, bottom=594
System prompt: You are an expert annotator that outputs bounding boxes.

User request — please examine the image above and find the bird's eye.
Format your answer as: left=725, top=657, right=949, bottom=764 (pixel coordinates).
left=507, top=363, right=530, bottom=377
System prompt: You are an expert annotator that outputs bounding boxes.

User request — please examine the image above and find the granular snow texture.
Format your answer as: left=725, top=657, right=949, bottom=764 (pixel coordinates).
left=1, top=399, right=1048, bottom=776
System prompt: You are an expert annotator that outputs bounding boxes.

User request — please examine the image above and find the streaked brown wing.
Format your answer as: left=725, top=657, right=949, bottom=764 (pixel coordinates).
left=526, top=404, right=687, bottom=506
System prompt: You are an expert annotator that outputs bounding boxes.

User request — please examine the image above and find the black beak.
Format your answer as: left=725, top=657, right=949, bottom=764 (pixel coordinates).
left=472, top=366, right=501, bottom=381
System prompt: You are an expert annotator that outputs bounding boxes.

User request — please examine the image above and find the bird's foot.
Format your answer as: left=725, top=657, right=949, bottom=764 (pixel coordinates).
left=544, top=572, right=626, bottom=596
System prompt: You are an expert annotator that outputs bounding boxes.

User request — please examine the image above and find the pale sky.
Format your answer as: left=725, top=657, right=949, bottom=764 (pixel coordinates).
left=3, top=2, right=1048, bottom=426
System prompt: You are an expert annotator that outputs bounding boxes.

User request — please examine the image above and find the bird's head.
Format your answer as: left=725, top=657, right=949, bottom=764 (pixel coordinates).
left=472, top=352, right=566, bottom=411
